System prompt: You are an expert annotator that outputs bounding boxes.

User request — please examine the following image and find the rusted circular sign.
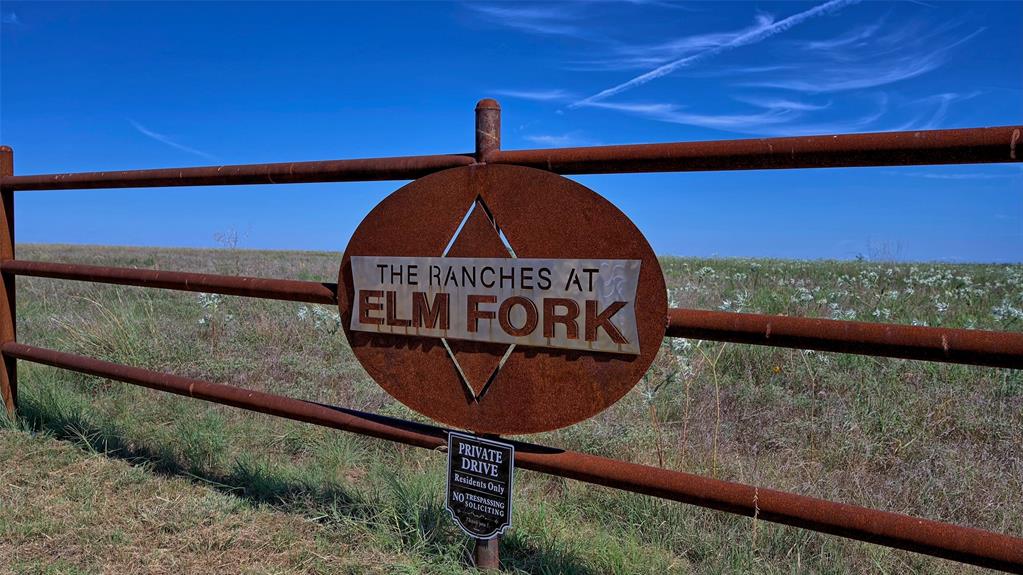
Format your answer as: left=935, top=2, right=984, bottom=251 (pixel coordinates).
left=338, top=165, right=666, bottom=434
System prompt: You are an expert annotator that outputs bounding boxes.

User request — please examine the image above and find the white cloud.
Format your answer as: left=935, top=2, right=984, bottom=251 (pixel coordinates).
left=581, top=101, right=802, bottom=132
left=129, top=120, right=218, bottom=161
left=494, top=89, right=575, bottom=102
left=469, top=3, right=990, bottom=140
left=803, top=19, right=884, bottom=51
left=763, top=96, right=889, bottom=136
left=570, top=0, right=861, bottom=107
left=522, top=133, right=597, bottom=147
left=657, top=64, right=797, bottom=78
left=468, top=4, right=587, bottom=38
left=744, top=26, right=985, bottom=93
left=732, top=95, right=831, bottom=112
left=618, top=0, right=703, bottom=10
left=570, top=19, right=777, bottom=72
left=1, top=11, right=21, bottom=25
left=885, top=170, right=1023, bottom=180
left=885, top=92, right=980, bottom=131
left=582, top=93, right=890, bottom=136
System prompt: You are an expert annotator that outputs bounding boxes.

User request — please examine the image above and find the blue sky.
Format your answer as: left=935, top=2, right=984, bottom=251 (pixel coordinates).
left=1, top=1, right=1020, bottom=262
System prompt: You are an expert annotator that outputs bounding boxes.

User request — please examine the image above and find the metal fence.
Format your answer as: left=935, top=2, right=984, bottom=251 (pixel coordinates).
left=1, top=100, right=1021, bottom=573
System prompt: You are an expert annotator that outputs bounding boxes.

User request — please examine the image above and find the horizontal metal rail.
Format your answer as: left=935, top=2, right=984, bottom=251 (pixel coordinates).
left=667, top=309, right=1023, bottom=369
left=0, top=153, right=475, bottom=191
left=4, top=341, right=1021, bottom=573
left=1, top=259, right=338, bottom=304
left=3, top=126, right=1019, bottom=191
left=490, top=126, right=1023, bottom=174
left=6, top=259, right=1021, bottom=370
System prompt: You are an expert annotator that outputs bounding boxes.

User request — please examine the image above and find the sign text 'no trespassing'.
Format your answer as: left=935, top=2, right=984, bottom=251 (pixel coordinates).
left=446, top=432, right=514, bottom=539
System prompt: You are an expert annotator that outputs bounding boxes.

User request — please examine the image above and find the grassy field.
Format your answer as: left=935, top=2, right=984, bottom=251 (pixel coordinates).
left=1, top=244, right=1021, bottom=574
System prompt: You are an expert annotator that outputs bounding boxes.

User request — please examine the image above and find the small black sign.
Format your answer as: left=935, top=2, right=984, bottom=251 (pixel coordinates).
left=445, top=432, right=514, bottom=539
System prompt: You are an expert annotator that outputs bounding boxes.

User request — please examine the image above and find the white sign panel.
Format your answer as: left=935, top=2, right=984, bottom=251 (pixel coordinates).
left=349, top=256, right=642, bottom=355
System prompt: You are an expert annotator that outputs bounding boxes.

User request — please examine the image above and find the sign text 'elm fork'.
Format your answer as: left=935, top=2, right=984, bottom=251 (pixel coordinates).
left=350, top=256, right=642, bottom=355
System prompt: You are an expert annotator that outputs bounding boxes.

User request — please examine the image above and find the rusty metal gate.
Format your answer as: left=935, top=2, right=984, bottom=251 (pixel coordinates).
left=1, top=100, right=1021, bottom=572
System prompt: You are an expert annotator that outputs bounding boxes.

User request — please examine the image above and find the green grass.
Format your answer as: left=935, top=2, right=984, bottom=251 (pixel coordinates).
left=1, top=243, right=1020, bottom=574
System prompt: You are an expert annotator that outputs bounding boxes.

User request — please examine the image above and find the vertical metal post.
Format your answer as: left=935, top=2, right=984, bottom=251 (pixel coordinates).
left=471, top=428, right=504, bottom=571
left=0, top=146, right=15, bottom=418
left=471, top=99, right=506, bottom=568
left=473, top=537, right=500, bottom=570
left=475, top=98, right=501, bottom=163
left=472, top=98, right=504, bottom=566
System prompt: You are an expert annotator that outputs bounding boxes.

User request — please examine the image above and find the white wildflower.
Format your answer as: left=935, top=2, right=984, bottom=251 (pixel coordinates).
left=671, top=338, right=693, bottom=354
left=992, top=299, right=1023, bottom=322
left=696, top=266, right=716, bottom=280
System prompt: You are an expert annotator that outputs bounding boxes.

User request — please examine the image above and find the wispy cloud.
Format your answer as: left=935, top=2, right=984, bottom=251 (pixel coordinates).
left=581, top=101, right=803, bottom=132
left=618, top=0, right=703, bottom=10
left=581, top=88, right=983, bottom=137
left=522, top=133, right=598, bottom=147
left=570, top=0, right=861, bottom=107
left=584, top=93, right=889, bottom=136
left=746, top=27, right=984, bottom=94
left=743, top=58, right=933, bottom=93
left=1, top=11, right=21, bottom=25
left=732, top=95, right=831, bottom=112
left=884, top=169, right=1023, bottom=180
left=763, top=95, right=890, bottom=136
left=885, top=92, right=980, bottom=131
left=803, top=18, right=884, bottom=51
left=468, top=4, right=588, bottom=38
left=469, top=3, right=989, bottom=139
left=494, top=89, right=575, bottom=102
left=568, top=19, right=778, bottom=72
left=606, top=63, right=797, bottom=79
left=129, top=120, right=217, bottom=161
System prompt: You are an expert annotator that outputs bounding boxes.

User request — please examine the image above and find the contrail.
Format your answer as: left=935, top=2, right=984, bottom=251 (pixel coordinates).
left=570, top=0, right=861, bottom=108
left=129, top=119, right=218, bottom=161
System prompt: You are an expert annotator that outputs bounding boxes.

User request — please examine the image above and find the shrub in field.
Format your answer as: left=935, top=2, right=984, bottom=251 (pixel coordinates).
left=197, top=292, right=233, bottom=351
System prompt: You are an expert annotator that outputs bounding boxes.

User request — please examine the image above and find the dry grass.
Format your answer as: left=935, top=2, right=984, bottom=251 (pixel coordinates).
left=0, top=430, right=425, bottom=575
left=1, top=243, right=1020, bottom=574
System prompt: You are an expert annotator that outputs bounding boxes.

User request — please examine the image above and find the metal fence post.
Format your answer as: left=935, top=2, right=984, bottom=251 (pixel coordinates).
left=0, top=146, right=15, bottom=418
left=475, top=98, right=501, bottom=163
left=471, top=102, right=503, bottom=570
left=473, top=537, right=500, bottom=571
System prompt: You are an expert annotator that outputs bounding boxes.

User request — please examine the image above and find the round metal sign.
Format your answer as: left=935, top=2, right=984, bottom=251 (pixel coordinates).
left=338, top=164, right=666, bottom=434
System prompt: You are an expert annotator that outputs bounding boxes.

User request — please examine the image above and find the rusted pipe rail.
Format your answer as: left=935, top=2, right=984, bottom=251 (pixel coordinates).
left=2, top=127, right=1019, bottom=191
left=1, top=259, right=337, bottom=305
left=667, top=309, right=1023, bottom=369
left=4, top=341, right=1021, bottom=573
left=491, top=126, right=1023, bottom=174
left=0, top=154, right=475, bottom=191
left=5, top=259, right=1021, bottom=369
